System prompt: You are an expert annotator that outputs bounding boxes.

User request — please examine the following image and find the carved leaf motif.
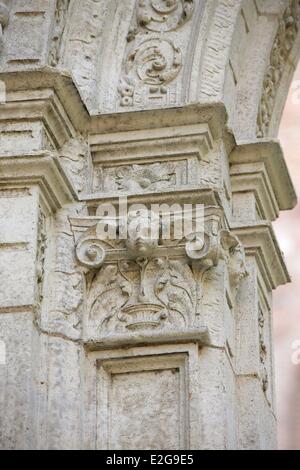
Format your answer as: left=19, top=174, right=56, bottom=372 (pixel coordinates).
left=87, top=265, right=131, bottom=326
left=155, top=260, right=196, bottom=325
left=114, top=162, right=176, bottom=191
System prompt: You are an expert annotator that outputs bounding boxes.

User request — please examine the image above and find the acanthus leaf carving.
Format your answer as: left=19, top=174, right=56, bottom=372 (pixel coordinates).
left=72, top=208, right=247, bottom=342
left=35, top=208, right=47, bottom=311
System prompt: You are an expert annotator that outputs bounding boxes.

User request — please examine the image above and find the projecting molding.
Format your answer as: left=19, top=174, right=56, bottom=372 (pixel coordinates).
left=0, top=152, right=77, bottom=211
left=230, top=140, right=297, bottom=212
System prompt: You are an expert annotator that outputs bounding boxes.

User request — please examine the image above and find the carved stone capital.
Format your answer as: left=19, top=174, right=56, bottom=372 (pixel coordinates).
left=70, top=206, right=246, bottom=346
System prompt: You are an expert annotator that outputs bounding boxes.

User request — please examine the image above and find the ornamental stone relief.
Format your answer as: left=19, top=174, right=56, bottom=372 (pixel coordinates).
left=119, top=38, right=182, bottom=107
left=49, top=0, right=70, bottom=67
left=94, top=161, right=185, bottom=193
left=119, top=0, right=194, bottom=108
left=70, top=208, right=247, bottom=344
left=136, top=0, right=194, bottom=33
left=257, top=0, right=300, bottom=137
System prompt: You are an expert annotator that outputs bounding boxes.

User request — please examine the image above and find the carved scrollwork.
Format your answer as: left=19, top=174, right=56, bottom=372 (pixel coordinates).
left=87, top=256, right=196, bottom=333
left=72, top=209, right=247, bottom=339
left=76, top=238, right=106, bottom=269
left=120, top=38, right=182, bottom=107
left=113, top=162, right=176, bottom=191
left=137, top=0, right=194, bottom=32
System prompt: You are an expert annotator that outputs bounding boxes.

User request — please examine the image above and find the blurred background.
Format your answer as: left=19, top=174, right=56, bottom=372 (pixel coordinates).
left=274, top=61, right=300, bottom=450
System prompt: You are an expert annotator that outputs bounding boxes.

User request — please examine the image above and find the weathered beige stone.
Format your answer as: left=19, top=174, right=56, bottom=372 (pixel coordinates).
left=0, top=0, right=298, bottom=450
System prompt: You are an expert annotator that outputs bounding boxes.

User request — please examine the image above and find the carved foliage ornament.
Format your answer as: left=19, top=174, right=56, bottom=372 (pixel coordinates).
left=36, top=209, right=47, bottom=309
left=119, top=38, right=182, bottom=106
left=119, top=0, right=194, bottom=107
left=137, top=0, right=194, bottom=33
left=257, top=0, right=300, bottom=137
left=73, top=211, right=247, bottom=336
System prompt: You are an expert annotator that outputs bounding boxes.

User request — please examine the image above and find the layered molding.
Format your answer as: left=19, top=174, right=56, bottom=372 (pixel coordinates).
left=232, top=223, right=290, bottom=290
left=230, top=139, right=297, bottom=218
left=0, top=151, right=76, bottom=211
left=90, top=123, right=213, bottom=195
left=0, top=69, right=89, bottom=140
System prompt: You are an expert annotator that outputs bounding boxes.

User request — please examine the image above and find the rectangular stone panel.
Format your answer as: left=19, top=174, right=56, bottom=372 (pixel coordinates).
left=0, top=188, right=37, bottom=308
left=5, top=0, right=55, bottom=66
left=96, top=354, right=188, bottom=450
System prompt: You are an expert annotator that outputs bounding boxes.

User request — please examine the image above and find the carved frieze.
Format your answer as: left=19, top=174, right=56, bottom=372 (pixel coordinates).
left=257, top=0, right=300, bottom=137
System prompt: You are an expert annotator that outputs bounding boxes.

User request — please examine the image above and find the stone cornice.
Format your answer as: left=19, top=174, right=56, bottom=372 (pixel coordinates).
left=0, top=151, right=77, bottom=211
left=230, top=139, right=297, bottom=212
left=0, top=68, right=89, bottom=138
left=0, top=68, right=232, bottom=142
left=90, top=123, right=213, bottom=165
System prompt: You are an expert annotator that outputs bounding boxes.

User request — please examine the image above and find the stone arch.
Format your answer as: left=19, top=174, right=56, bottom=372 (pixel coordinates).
left=59, top=0, right=300, bottom=138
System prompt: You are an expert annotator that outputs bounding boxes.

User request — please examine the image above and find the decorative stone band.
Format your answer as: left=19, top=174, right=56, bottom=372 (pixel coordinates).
left=257, top=0, right=300, bottom=137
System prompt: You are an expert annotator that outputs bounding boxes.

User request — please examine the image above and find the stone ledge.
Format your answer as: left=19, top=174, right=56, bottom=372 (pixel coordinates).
left=84, top=327, right=210, bottom=351
left=0, top=151, right=77, bottom=211
left=232, top=222, right=291, bottom=289
left=230, top=139, right=297, bottom=211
